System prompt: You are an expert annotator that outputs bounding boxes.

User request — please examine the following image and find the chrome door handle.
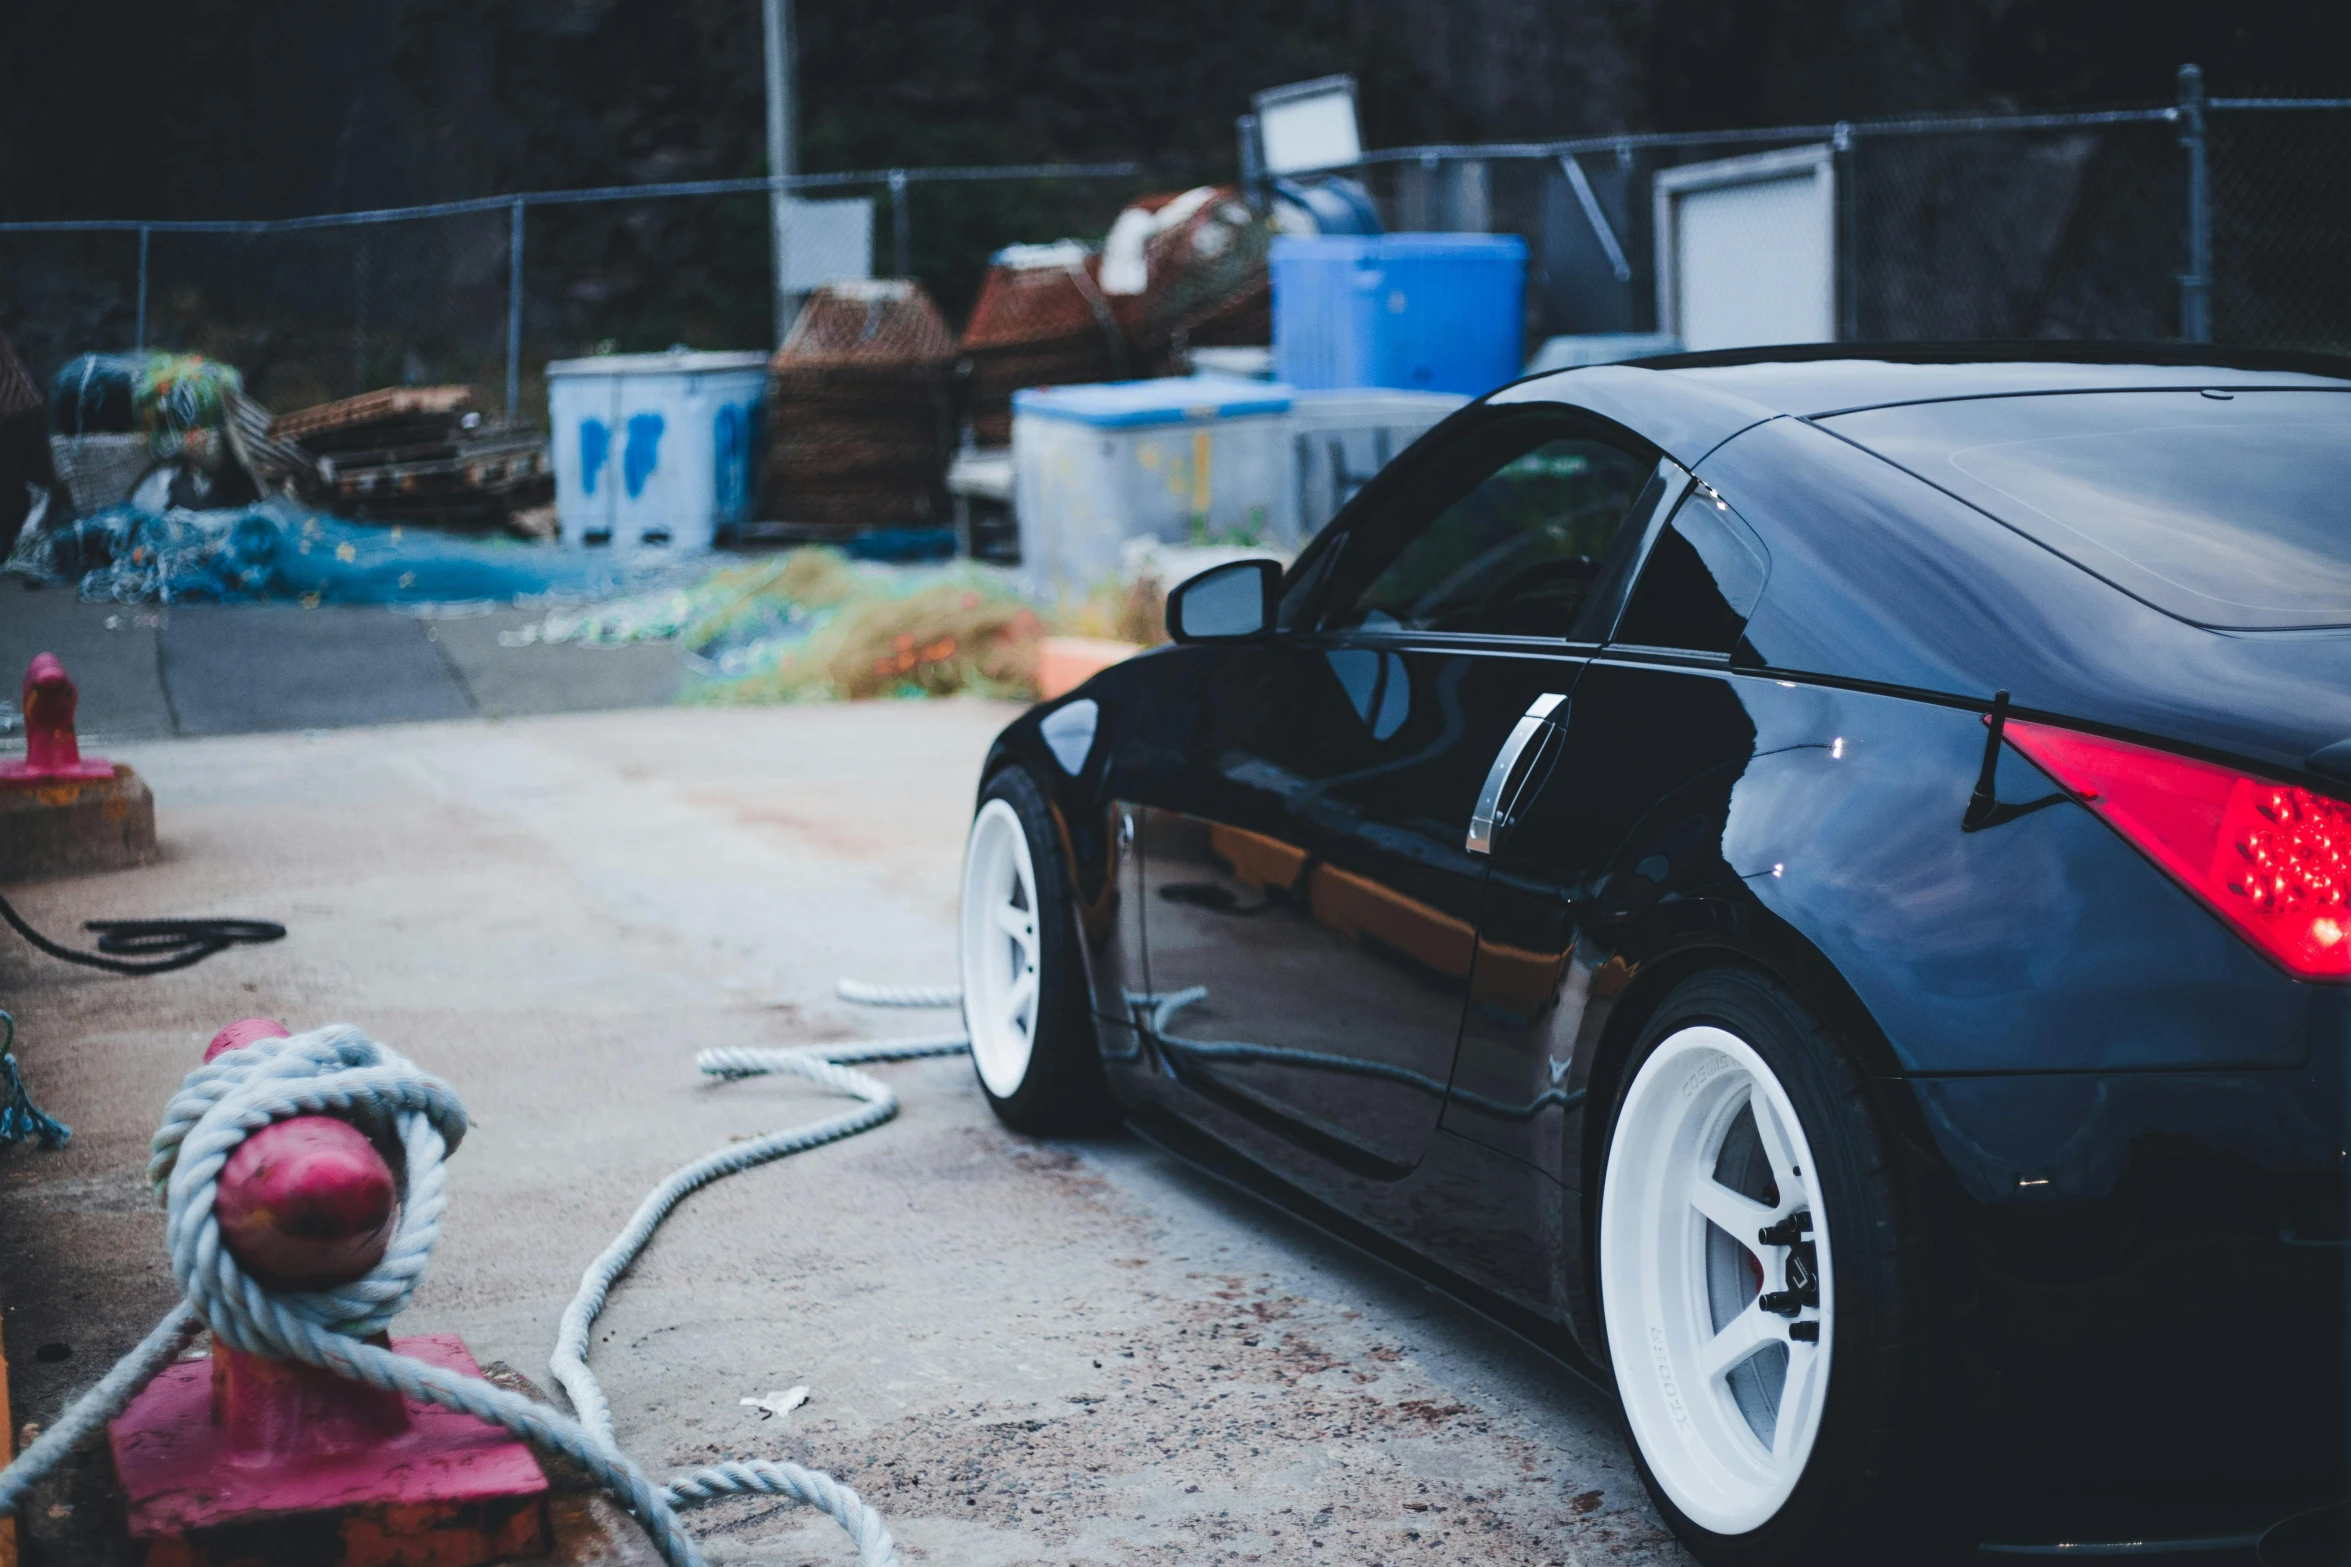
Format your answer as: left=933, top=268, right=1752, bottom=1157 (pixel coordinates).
left=1466, top=692, right=1568, bottom=855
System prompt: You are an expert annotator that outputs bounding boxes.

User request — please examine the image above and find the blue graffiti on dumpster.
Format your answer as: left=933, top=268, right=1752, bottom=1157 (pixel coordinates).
left=623, top=412, right=665, bottom=499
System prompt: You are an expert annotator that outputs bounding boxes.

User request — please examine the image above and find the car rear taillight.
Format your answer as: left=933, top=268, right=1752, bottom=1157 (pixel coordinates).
left=2003, top=719, right=2351, bottom=980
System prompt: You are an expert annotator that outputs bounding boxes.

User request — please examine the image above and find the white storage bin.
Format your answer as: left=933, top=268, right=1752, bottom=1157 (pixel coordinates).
left=548, top=350, right=768, bottom=551
left=1012, top=377, right=1295, bottom=594
left=1287, top=387, right=1467, bottom=541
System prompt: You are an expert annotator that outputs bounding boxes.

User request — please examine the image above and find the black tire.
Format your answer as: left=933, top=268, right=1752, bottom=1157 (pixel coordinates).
left=961, top=766, right=1118, bottom=1135
left=1593, top=966, right=1962, bottom=1566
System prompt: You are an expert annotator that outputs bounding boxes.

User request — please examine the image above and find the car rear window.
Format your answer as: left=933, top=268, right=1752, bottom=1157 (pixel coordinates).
left=1821, top=389, right=2351, bottom=629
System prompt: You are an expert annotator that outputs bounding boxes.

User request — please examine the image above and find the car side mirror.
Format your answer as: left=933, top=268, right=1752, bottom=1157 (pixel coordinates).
left=1165, top=559, right=1281, bottom=644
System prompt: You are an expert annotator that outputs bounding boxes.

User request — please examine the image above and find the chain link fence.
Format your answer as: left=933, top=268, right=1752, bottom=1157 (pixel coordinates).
left=1335, top=80, right=2346, bottom=361
left=2209, top=101, right=2351, bottom=354
left=1843, top=116, right=2183, bottom=341
left=153, top=214, right=516, bottom=414
left=0, top=163, right=1169, bottom=426
left=2, top=77, right=2346, bottom=437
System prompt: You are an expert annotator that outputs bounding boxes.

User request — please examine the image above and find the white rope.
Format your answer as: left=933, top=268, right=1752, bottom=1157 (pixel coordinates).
left=0, top=1304, right=200, bottom=1519
left=1, top=972, right=1560, bottom=1562
left=551, top=1032, right=968, bottom=1460
left=835, top=978, right=963, bottom=1009
left=0, top=999, right=972, bottom=1567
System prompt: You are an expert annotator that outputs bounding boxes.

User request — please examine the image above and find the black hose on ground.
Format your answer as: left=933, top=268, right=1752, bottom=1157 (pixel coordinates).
left=0, top=889, right=285, bottom=975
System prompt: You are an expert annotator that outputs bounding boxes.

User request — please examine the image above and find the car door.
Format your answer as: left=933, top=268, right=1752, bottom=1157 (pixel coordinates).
left=1136, top=407, right=1681, bottom=1218
left=1445, top=472, right=1772, bottom=1197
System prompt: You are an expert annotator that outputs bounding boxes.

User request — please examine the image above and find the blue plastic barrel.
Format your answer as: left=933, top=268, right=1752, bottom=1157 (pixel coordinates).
left=1271, top=234, right=1528, bottom=396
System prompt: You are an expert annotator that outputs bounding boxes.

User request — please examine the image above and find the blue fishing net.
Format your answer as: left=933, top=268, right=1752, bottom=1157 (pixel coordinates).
left=0, top=1011, right=69, bottom=1152
left=17, top=502, right=658, bottom=606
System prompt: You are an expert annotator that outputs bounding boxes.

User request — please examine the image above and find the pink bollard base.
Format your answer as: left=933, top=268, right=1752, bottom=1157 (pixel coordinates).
left=107, top=1334, right=550, bottom=1567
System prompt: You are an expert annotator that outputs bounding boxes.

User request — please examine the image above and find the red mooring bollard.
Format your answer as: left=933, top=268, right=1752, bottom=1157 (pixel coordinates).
left=0, top=650, right=158, bottom=882
left=105, top=1020, right=550, bottom=1567
left=0, top=652, right=116, bottom=785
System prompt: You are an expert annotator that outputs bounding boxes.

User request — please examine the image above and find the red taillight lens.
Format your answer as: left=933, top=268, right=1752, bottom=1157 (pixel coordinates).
left=2004, top=719, right=2351, bottom=980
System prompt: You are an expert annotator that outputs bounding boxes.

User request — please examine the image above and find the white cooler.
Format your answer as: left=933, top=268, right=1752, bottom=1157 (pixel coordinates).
left=548, top=350, right=768, bottom=551
left=1012, top=377, right=1295, bottom=594
left=1287, top=387, right=1468, bottom=540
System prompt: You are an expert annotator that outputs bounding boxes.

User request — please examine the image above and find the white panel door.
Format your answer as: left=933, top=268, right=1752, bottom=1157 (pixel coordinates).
left=1656, top=145, right=1837, bottom=351
left=779, top=197, right=875, bottom=293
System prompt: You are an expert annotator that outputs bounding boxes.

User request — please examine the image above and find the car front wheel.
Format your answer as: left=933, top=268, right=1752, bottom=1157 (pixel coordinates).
left=958, top=766, right=1115, bottom=1134
left=1596, top=968, right=1959, bottom=1565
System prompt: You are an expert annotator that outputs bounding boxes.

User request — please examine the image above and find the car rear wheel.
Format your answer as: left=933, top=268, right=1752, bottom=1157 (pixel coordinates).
left=959, top=767, right=1115, bottom=1134
left=1596, top=968, right=1959, bottom=1565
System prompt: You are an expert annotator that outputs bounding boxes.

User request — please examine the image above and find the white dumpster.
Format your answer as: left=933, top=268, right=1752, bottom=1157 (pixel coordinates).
left=548, top=350, right=768, bottom=550
left=1011, top=376, right=1294, bottom=594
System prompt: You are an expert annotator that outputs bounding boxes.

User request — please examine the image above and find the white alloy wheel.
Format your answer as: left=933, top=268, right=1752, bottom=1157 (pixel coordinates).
left=960, top=797, right=1043, bottom=1099
left=1601, top=1024, right=1835, bottom=1537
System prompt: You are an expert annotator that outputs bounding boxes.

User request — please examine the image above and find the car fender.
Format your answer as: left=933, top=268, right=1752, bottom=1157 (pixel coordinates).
left=1556, top=761, right=1910, bottom=1198
left=980, top=658, right=1170, bottom=1071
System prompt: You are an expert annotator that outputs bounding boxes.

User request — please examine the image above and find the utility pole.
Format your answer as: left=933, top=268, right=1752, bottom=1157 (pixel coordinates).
left=762, top=0, right=799, bottom=348
left=2177, top=63, right=2212, bottom=344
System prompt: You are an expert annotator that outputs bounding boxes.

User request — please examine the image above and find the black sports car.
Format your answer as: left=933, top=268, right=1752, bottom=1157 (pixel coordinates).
left=958, top=346, right=2351, bottom=1564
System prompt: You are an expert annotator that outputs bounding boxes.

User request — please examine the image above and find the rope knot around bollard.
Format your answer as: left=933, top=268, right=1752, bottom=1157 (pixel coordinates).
left=0, top=1017, right=951, bottom=1567
left=154, top=1026, right=466, bottom=1352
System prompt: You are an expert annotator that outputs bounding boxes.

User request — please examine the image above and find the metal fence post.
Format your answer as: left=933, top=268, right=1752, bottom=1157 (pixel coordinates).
left=352, top=241, right=369, bottom=395
left=889, top=169, right=910, bottom=280
left=1833, top=122, right=1859, bottom=340
left=1236, top=114, right=1267, bottom=211
left=134, top=224, right=150, bottom=352
left=2179, top=63, right=2212, bottom=342
left=507, top=197, right=525, bottom=418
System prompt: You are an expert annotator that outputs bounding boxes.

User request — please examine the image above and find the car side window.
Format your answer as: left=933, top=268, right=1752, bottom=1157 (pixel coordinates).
left=1318, top=417, right=1659, bottom=639
left=1610, top=483, right=1770, bottom=657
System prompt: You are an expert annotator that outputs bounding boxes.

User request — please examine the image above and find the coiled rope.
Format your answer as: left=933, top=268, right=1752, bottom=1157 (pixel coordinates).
left=0, top=982, right=971, bottom=1566
left=0, top=886, right=285, bottom=975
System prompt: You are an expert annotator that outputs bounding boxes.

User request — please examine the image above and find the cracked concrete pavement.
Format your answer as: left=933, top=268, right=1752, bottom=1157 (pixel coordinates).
left=0, top=699, right=1688, bottom=1565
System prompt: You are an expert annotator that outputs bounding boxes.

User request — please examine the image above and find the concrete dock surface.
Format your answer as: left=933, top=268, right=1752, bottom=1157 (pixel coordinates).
left=0, top=700, right=1683, bottom=1565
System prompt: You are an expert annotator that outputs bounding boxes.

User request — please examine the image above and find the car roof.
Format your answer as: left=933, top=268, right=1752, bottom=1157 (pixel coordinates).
left=1491, top=342, right=2351, bottom=467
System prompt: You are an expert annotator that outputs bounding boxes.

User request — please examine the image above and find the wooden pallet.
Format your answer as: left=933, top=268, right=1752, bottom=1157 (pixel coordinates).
left=270, top=385, right=474, bottom=444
